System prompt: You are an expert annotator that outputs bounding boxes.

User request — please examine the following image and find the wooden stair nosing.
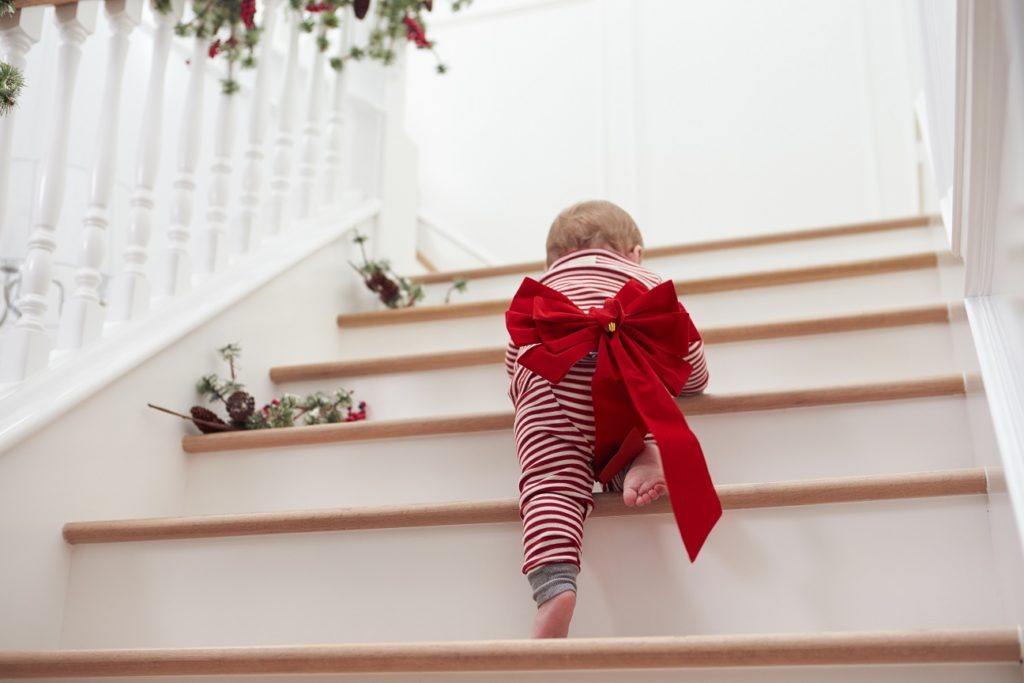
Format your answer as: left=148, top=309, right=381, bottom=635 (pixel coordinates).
left=410, top=214, right=936, bottom=285
left=0, top=629, right=1016, bottom=677
left=275, top=304, right=952, bottom=382
left=61, top=468, right=987, bottom=544
left=339, top=252, right=940, bottom=327
left=182, top=376, right=966, bottom=454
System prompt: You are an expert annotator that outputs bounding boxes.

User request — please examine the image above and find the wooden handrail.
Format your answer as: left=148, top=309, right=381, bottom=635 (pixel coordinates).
left=12, top=0, right=78, bottom=7
left=62, top=469, right=987, bottom=544
left=411, top=214, right=936, bottom=285
left=275, top=304, right=953, bottom=382
left=0, top=629, right=1016, bottom=676
left=182, top=375, right=965, bottom=453
left=339, top=252, right=939, bottom=328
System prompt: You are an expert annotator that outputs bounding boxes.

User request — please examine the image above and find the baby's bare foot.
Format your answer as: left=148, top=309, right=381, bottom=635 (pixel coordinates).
left=531, top=591, right=576, bottom=639
left=623, top=443, right=667, bottom=507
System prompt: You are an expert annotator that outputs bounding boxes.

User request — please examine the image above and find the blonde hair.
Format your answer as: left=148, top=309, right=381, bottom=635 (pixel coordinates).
left=546, top=200, right=643, bottom=267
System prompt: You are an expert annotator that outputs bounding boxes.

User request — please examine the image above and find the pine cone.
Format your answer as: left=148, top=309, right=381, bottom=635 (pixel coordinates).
left=190, top=406, right=229, bottom=433
left=366, top=271, right=401, bottom=306
left=226, top=390, right=255, bottom=426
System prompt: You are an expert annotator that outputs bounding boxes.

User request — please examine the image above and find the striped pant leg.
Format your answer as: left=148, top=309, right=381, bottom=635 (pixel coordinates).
left=514, top=374, right=596, bottom=575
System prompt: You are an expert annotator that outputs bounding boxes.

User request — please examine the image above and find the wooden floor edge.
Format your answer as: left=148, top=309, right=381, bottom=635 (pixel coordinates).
left=182, top=376, right=966, bottom=453
left=340, top=252, right=940, bottom=327
left=0, top=629, right=1017, bottom=676
left=62, top=468, right=989, bottom=544
left=409, top=214, right=937, bottom=285
left=275, top=304, right=952, bottom=381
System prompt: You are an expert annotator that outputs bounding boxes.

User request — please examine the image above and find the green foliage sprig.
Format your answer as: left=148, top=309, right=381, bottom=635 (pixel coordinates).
left=0, top=62, right=25, bottom=118
left=174, top=0, right=261, bottom=95
left=148, top=343, right=366, bottom=433
left=0, top=0, right=15, bottom=17
left=349, top=231, right=424, bottom=308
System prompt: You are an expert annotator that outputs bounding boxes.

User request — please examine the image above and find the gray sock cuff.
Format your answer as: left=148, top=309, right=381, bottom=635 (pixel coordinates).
left=527, top=562, right=579, bottom=605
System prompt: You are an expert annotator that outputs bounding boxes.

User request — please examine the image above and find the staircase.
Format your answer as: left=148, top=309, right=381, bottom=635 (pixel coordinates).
left=1, top=215, right=1021, bottom=680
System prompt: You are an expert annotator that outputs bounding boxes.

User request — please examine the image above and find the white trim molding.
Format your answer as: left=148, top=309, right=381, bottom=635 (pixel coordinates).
left=966, top=297, right=1024, bottom=551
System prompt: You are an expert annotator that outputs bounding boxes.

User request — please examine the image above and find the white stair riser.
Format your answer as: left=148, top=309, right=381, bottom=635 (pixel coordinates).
left=420, top=225, right=939, bottom=303
left=337, top=270, right=946, bottom=358
left=15, top=665, right=1024, bottom=683
left=285, top=324, right=958, bottom=422
left=184, top=397, right=975, bottom=514
left=60, top=497, right=1004, bottom=648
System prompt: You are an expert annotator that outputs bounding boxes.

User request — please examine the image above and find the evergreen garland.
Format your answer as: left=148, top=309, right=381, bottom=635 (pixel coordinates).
left=0, top=0, right=14, bottom=17
left=173, top=0, right=261, bottom=95
left=148, top=343, right=366, bottom=433
left=0, top=62, right=25, bottom=118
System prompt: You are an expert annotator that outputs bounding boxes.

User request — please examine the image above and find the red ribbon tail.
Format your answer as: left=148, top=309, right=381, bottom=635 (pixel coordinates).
left=659, top=425, right=722, bottom=561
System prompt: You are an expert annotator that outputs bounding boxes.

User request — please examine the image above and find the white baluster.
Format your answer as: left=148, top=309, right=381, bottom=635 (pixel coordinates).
left=107, top=0, right=185, bottom=322
left=266, top=8, right=301, bottom=235
left=376, top=46, right=419, bottom=274
left=322, top=8, right=352, bottom=206
left=57, top=0, right=142, bottom=350
left=295, top=29, right=325, bottom=219
left=0, top=7, right=45, bottom=242
left=155, top=36, right=206, bottom=298
left=0, top=2, right=98, bottom=382
left=198, top=75, right=238, bottom=274
left=234, top=0, right=281, bottom=254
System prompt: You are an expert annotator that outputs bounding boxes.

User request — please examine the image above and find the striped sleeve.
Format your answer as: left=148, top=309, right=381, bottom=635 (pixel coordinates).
left=505, top=340, right=519, bottom=380
left=679, top=307, right=709, bottom=395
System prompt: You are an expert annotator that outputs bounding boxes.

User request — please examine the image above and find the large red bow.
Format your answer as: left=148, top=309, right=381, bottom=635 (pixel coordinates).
left=506, top=278, right=721, bottom=561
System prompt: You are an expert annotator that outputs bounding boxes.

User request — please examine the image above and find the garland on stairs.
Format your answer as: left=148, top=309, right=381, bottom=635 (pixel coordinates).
left=148, top=343, right=366, bottom=433
left=0, top=0, right=14, bottom=17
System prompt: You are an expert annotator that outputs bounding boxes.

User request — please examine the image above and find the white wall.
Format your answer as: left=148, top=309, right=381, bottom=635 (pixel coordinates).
left=0, top=219, right=381, bottom=648
left=406, top=0, right=926, bottom=266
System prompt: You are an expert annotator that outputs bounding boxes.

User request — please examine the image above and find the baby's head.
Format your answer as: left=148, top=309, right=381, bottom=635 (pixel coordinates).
left=546, top=200, right=644, bottom=268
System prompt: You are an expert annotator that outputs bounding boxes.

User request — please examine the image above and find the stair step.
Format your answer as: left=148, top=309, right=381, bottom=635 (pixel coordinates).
left=180, top=376, right=965, bottom=454
left=340, top=252, right=939, bottom=327
left=63, top=469, right=986, bottom=545
left=0, top=629, right=1017, bottom=677
left=411, top=214, right=935, bottom=285
left=276, top=304, right=953, bottom=382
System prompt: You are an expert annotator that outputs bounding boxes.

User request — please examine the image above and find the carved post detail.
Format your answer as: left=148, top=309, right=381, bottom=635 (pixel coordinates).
left=107, top=0, right=186, bottom=322
left=0, top=2, right=99, bottom=382
left=58, top=0, right=143, bottom=349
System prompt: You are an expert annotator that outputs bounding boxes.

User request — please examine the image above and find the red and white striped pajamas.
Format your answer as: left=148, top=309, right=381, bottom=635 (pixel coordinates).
left=506, top=249, right=708, bottom=575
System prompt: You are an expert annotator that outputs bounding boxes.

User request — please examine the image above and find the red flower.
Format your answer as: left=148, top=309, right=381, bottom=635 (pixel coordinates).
left=305, top=2, right=331, bottom=11
left=208, top=38, right=221, bottom=58
left=240, top=0, right=256, bottom=29
left=402, top=15, right=431, bottom=49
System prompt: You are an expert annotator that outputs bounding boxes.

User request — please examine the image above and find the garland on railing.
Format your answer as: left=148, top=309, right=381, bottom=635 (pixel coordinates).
left=0, top=62, right=25, bottom=118
left=156, top=0, right=470, bottom=94
left=170, top=0, right=261, bottom=94
left=0, top=0, right=14, bottom=17
left=302, top=0, right=471, bottom=74
left=147, top=343, right=367, bottom=433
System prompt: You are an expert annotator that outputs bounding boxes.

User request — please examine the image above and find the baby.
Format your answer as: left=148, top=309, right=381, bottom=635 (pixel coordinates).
left=504, top=199, right=711, bottom=638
